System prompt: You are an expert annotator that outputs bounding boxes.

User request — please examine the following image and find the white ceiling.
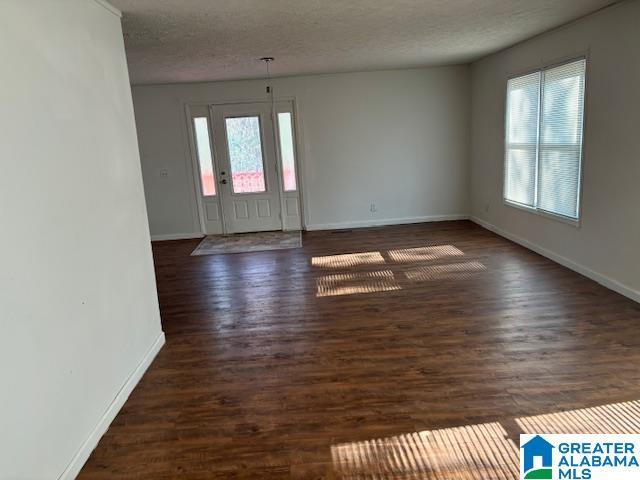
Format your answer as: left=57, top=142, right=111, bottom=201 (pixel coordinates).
left=110, top=0, right=617, bottom=85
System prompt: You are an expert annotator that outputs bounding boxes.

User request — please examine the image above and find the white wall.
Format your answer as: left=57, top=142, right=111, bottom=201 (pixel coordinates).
left=470, top=0, right=640, bottom=301
left=0, top=1, right=164, bottom=478
left=132, top=66, right=471, bottom=237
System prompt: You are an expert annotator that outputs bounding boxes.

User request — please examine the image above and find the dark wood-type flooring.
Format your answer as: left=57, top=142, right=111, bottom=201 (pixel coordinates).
left=79, top=221, right=640, bottom=479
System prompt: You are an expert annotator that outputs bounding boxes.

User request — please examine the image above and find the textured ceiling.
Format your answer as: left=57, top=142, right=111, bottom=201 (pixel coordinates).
left=109, top=0, right=618, bottom=85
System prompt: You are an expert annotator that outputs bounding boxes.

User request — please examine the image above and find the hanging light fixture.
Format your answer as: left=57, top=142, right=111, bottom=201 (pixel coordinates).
left=260, top=56, right=277, bottom=151
left=260, top=56, right=275, bottom=96
left=259, top=56, right=287, bottom=229
left=259, top=57, right=276, bottom=129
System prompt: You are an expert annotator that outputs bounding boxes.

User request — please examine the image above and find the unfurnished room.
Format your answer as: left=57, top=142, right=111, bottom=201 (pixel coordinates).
left=2, top=0, right=640, bottom=479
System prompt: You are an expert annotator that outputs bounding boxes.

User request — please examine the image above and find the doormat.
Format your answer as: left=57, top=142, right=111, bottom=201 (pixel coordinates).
left=191, top=231, right=302, bottom=256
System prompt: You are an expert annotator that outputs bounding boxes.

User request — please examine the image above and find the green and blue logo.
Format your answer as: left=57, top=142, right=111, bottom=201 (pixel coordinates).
left=521, top=435, right=554, bottom=479
left=520, top=434, right=640, bottom=479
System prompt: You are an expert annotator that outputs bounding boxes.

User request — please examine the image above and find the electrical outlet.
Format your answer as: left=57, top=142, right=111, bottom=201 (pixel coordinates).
left=160, top=169, right=169, bottom=177
left=370, top=203, right=377, bottom=213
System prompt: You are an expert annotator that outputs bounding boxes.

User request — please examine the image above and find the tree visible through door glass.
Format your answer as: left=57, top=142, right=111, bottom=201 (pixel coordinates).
left=225, top=116, right=266, bottom=193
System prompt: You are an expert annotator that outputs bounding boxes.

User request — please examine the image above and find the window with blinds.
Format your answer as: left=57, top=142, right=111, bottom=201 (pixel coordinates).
left=504, top=58, right=586, bottom=221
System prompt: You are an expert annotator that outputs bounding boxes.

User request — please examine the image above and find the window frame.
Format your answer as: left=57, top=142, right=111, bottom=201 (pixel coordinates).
left=502, top=55, right=589, bottom=227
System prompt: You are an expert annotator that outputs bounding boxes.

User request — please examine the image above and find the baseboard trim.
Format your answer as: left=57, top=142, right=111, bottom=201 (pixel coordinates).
left=151, top=216, right=470, bottom=237
left=58, top=331, right=166, bottom=480
left=470, top=216, right=640, bottom=304
left=151, top=232, right=204, bottom=241
left=305, top=214, right=469, bottom=231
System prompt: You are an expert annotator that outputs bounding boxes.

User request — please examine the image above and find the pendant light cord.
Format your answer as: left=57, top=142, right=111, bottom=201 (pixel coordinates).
left=261, top=57, right=286, bottom=230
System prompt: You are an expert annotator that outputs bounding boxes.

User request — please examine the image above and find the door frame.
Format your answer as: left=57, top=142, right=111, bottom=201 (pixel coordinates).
left=184, top=97, right=307, bottom=235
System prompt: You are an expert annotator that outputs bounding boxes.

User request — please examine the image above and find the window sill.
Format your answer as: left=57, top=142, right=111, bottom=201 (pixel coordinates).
left=503, top=200, right=581, bottom=228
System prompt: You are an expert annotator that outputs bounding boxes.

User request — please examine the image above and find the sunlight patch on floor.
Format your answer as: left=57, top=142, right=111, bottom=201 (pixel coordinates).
left=405, top=261, right=487, bottom=281
left=313, top=245, right=487, bottom=297
left=388, top=245, right=465, bottom=263
left=516, top=400, right=640, bottom=434
left=312, top=251, right=386, bottom=269
left=331, top=422, right=518, bottom=479
left=330, top=399, right=640, bottom=479
left=316, top=270, right=401, bottom=297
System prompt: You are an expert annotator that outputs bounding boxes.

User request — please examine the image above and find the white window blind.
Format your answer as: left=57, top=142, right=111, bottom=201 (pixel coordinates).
left=504, top=58, right=586, bottom=221
left=505, top=71, right=541, bottom=207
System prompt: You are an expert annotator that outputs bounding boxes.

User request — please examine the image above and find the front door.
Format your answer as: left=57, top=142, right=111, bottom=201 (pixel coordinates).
left=210, top=103, right=283, bottom=234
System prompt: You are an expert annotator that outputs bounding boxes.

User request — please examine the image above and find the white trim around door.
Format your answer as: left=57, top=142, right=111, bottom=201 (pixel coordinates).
left=186, top=99, right=304, bottom=235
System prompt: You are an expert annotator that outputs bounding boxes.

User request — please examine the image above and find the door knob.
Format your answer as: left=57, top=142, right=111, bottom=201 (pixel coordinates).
left=220, top=179, right=228, bottom=184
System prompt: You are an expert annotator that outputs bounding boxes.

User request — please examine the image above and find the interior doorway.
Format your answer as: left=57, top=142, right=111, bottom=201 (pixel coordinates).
left=187, top=100, right=302, bottom=235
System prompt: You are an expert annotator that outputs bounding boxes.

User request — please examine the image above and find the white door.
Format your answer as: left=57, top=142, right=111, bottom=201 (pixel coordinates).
left=188, top=105, right=224, bottom=235
left=211, top=103, right=282, bottom=234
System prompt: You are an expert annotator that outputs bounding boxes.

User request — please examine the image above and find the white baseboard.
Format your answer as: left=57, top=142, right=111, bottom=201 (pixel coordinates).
left=151, top=232, right=204, bottom=241
left=470, top=216, right=640, bottom=304
left=58, top=331, right=166, bottom=480
left=151, top=216, right=469, bottom=237
left=305, top=214, right=469, bottom=231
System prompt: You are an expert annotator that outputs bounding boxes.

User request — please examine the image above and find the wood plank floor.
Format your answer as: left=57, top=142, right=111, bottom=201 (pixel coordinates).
left=79, top=221, right=640, bottom=479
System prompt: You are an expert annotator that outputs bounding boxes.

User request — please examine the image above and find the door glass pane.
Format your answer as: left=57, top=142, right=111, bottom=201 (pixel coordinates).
left=225, top=116, right=266, bottom=193
left=277, top=112, right=297, bottom=191
left=193, top=117, right=215, bottom=196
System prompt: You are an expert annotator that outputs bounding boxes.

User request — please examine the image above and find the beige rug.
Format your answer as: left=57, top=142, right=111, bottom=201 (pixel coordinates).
left=191, top=231, right=302, bottom=256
